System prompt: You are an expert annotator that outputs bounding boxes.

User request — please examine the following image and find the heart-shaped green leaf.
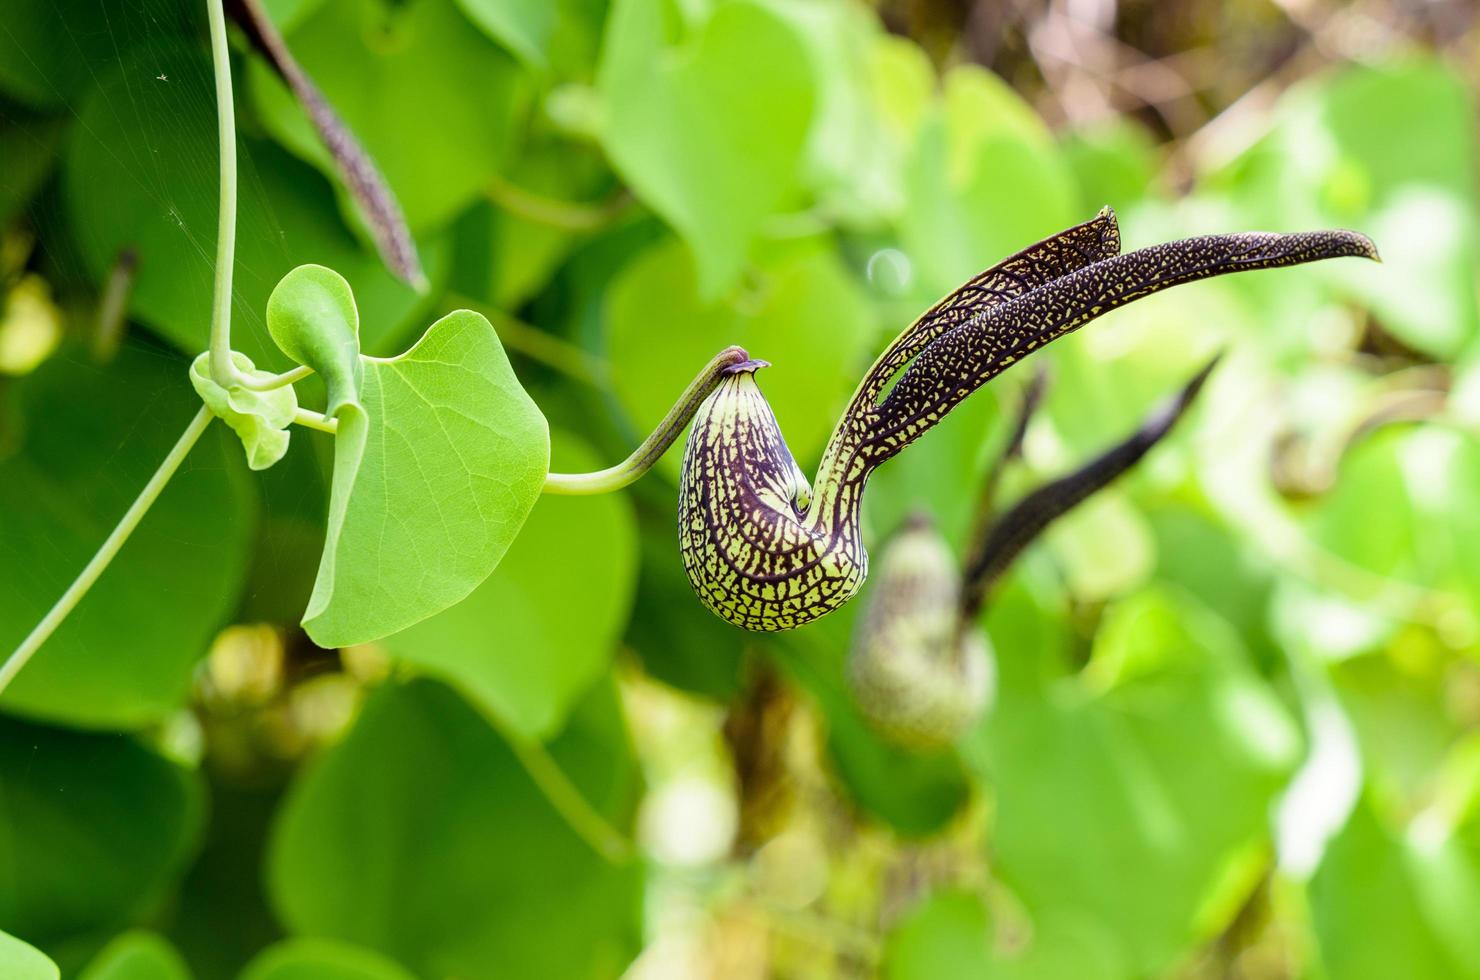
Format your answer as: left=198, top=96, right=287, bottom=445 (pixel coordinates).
left=0, top=931, right=57, bottom=980
left=301, top=309, right=549, bottom=647
left=267, top=265, right=363, bottom=418
left=382, top=430, right=637, bottom=740
left=596, top=0, right=816, bottom=297
left=189, top=352, right=299, bottom=471
left=454, top=0, right=556, bottom=69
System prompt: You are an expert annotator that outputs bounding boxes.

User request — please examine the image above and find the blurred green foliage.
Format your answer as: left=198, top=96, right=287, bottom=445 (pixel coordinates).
left=3, top=0, right=1480, bottom=977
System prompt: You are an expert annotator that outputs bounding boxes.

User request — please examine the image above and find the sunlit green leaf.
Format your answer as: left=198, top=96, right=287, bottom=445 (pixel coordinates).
left=1061, top=119, right=1162, bottom=213
left=0, top=930, right=58, bottom=980
left=0, top=345, right=254, bottom=729
left=1310, top=792, right=1480, bottom=980
left=240, top=938, right=416, bottom=980
left=596, top=0, right=815, bottom=297
left=302, top=310, right=549, bottom=647
left=1307, top=426, right=1480, bottom=612
left=766, top=3, right=912, bottom=225
left=1215, top=60, right=1479, bottom=357
left=268, top=677, right=643, bottom=979
left=454, top=0, right=557, bottom=69
left=965, top=587, right=1300, bottom=975
left=881, top=889, right=1125, bottom=980
left=901, top=64, right=1076, bottom=297
left=78, top=932, right=191, bottom=980
left=383, top=430, right=637, bottom=740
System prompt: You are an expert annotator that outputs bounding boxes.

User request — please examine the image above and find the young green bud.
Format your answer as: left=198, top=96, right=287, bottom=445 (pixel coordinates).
left=846, top=515, right=992, bottom=749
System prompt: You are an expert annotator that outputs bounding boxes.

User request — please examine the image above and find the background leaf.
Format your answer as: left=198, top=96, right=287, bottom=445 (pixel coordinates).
left=239, top=938, right=417, bottom=980
left=0, top=716, right=203, bottom=966
left=78, top=932, right=192, bottom=980
left=596, top=0, right=816, bottom=297
left=267, top=677, right=643, bottom=980
left=63, top=45, right=439, bottom=368
left=605, top=235, right=875, bottom=473
left=0, top=345, right=254, bottom=729
left=967, top=588, right=1301, bottom=975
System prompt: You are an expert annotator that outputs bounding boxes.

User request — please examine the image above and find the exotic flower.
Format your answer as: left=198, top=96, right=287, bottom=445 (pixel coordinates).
left=677, top=207, right=1376, bottom=631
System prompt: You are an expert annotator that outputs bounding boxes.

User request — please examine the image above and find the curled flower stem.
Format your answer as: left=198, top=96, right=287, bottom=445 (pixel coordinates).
left=239, top=363, right=315, bottom=392
left=0, top=408, right=215, bottom=696
left=544, top=345, right=752, bottom=495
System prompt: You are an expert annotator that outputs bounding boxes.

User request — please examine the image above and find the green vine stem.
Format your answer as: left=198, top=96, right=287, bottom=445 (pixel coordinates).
left=0, top=407, right=214, bottom=696
left=496, top=718, right=635, bottom=864
left=544, top=345, right=751, bottom=495
left=205, top=0, right=241, bottom=390
left=443, top=293, right=607, bottom=385
left=486, top=173, right=632, bottom=232
left=202, top=0, right=306, bottom=395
